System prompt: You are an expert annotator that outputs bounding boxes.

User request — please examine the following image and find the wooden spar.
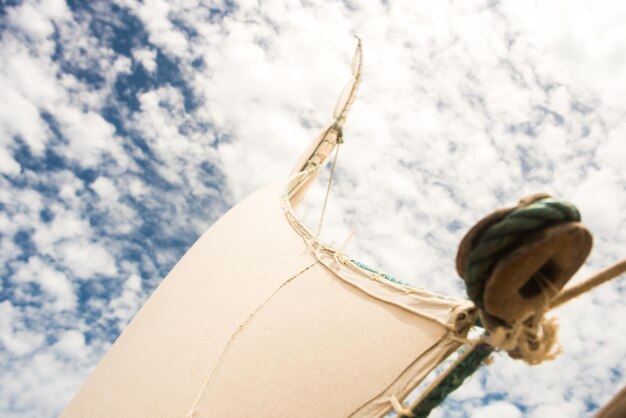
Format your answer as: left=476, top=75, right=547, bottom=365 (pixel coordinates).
left=287, top=38, right=363, bottom=207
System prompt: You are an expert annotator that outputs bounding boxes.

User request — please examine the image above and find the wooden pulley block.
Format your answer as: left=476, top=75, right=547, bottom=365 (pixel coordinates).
left=456, top=193, right=593, bottom=324
left=484, top=222, right=592, bottom=322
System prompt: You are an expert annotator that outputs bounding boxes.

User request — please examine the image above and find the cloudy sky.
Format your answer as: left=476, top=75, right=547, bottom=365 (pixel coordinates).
left=1, top=0, right=625, bottom=417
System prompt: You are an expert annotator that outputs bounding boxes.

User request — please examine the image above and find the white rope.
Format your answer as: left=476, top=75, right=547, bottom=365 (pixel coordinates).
left=316, top=140, right=342, bottom=236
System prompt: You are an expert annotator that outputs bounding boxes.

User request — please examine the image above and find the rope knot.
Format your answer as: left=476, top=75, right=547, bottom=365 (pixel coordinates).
left=485, top=312, right=562, bottom=365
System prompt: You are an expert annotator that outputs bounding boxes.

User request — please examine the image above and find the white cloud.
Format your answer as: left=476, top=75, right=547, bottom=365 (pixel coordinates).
left=53, top=330, right=87, bottom=360
left=91, top=176, right=120, bottom=201
left=0, top=302, right=45, bottom=356
left=1, top=43, right=60, bottom=108
left=528, top=403, right=585, bottom=418
left=128, top=0, right=189, bottom=57
left=132, top=47, right=158, bottom=72
left=57, top=171, right=86, bottom=204
left=32, top=209, right=91, bottom=254
left=127, top=176, right=148, bottom=198
left=573, top=170, right=625, bottom=239
left=6, top=1, right=56, bottom=40
left=57, top=240, right=118, bottom=279
left=12, top=257, right=76, bottom=311
left=0, top=85, right=50, bottom=156
left=500, top=1, right=626, bottom=104
left=55, top=106, right=127, bottom=168
left=1, top=350, right=95, bottom=418
left=107, top=274, right=143, bottom=327
left=470, top=401, right=522, bottom=418
left=0, top=148, right=21, bottom=176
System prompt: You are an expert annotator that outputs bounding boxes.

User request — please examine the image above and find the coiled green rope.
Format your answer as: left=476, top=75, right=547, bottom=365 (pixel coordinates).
left=463, top=198, right=581, bottom=310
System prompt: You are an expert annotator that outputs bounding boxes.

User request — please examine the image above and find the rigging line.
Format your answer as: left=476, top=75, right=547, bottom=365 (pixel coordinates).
left=549, top=257, right=626, bottom=310
left=316, top=136, right=342, bottom=237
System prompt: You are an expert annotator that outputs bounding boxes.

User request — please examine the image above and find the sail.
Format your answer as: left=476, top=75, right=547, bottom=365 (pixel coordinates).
left=60, top=179, right=474, bottom=418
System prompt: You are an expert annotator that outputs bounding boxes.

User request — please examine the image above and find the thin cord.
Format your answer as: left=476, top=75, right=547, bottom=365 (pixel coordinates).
left=316, top=139, right=342, bottom=236
left=549, top=258, right=626, bottom=310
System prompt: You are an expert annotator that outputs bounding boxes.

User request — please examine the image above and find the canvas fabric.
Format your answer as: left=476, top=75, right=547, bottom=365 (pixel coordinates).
left=61, top=181, right=474, bottom=418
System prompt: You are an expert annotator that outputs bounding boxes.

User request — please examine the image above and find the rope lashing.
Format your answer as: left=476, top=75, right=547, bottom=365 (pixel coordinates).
left=550, top=258, right=626, bottom=310
left=455, top=193, right=592, bottom=363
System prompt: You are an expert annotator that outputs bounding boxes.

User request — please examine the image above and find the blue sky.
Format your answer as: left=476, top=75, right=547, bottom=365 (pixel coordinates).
left=1, top=1, right=625, bottom=417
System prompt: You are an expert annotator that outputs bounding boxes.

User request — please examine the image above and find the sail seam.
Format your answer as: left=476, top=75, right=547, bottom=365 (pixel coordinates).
left=185, top=261, right=317, bottom=418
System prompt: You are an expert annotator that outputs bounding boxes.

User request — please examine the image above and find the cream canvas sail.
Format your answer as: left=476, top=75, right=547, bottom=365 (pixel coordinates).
left=61, top=41, right=476, bottom=418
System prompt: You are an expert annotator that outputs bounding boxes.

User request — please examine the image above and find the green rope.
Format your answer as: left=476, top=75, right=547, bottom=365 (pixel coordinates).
left=404, top=343, right=494, bottom=418
left=462, top=198, right=581, bottom=309
left=350, top=259, right=412, bottom=287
